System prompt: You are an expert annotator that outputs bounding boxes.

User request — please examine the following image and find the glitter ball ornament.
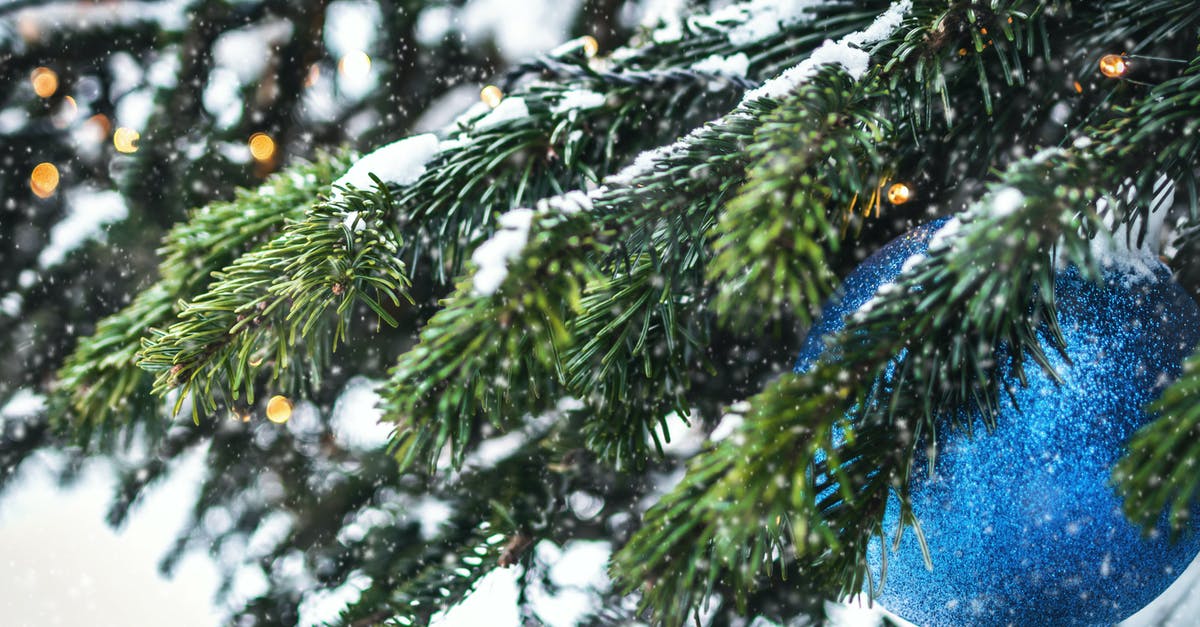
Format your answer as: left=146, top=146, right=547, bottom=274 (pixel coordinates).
left=796, top=220, right=1200, bottom=626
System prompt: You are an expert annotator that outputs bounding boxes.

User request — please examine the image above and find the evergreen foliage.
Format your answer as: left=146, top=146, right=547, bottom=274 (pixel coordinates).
left=8, top=0, right=1200, bottom=624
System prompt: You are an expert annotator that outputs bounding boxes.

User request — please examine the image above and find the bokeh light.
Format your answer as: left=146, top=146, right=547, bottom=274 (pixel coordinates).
left=248, top=132, right=276, bottom=163
left=480, top=85, right=503, bottom=108
left=113, top=127, right=140, bottom=153
left=1099, top=54, right=1129, bottom=78
left=30, top=67, right=58, bottom=98
left=266, top=395, right=293, bottom=424
left=887, top=182, right=913, bottom=205
left=338, top=50, right=371, bottom=80
left=29, top=163, right=59, bottom=198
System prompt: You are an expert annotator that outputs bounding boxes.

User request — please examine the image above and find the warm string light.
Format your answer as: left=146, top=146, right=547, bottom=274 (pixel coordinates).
left=1099, top=54, right=1128, bottom=78
left=480, top=85, right=503, bottom=108
left=248, top=132, right=276, bottom=163
left=113, top=127, right=140, bottom=153
left=30, top=66, right=58, bottom=98
left=30, top=162, right=59, bottom=198
left=887, top=182, right=914, bottom=205
left=338, top=50, right=372, bottom=80
left=266, top=395, right=293, bottom=424
left=581, top=35, right=599, bottom=57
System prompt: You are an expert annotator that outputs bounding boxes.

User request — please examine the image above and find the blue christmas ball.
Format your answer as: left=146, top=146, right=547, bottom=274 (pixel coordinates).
left=795, top=220, right=1200, bottom=626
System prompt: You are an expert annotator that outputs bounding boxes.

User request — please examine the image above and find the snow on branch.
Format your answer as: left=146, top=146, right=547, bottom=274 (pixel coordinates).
left=463, top=0, right=913, bottom=297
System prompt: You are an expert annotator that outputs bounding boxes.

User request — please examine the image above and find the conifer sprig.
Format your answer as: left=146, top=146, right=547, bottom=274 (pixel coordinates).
left=53, top=156, right=345, bottom=435
left=614, top=151, right=1107, bottom=625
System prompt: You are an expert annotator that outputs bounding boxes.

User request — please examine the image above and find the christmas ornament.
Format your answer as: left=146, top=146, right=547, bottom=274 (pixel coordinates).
left=796, top=219, right=1200, bottom=626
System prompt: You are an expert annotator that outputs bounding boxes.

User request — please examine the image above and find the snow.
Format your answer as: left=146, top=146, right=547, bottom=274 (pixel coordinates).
left=474, top=97, right=530, bottom=131
left=38, top=188, right=129, bottom=269
left=0, top=449, right=220, bottom=627
left=1087, top=176, right=1174, bottom=284
left=692, top=52, right=751, bottom=77
left=10, top=0, right=190, bottom=33
left=471, top=209, right=535, bottom=295
left=213, top=20, right=292, bottom=84
left=900, top=253, right=926, bottom=274
left=928, top=217, right=962, bottom=252
left=330, top=377, right=393, bottom=449
left=551, top=90, right=608, bottom=114
left=744, top=0, right=911, bottom=101
left=0, top=389, right=45, bottom=419
left=457, top=0, right=582, bottom=62
left=534, top=189, right=596, bottom=214
left=0, top=292, right=21, bottom=318
left=332, top=133, right=442, bottom=201
left=324, top=1, right=381, bottom=57
left=990, top=187, right=1025, bottom=217
left=687, top=0, right=822, bottom=47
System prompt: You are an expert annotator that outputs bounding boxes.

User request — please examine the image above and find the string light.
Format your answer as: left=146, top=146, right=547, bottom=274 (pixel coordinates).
left=266, top=395, right=293, bottom=424
left=338, top=50, right=371, bottom=80
left=887, top=182, right=914, bottom=205
left=581, top=35, right=599, bottom=57
left=480, top=85, right=503, bottom=108
left=30, top=162, right=59, bottom=198
left=113, top=127, right=140, bottom=153
left=1099, top=54, right=1128, bottom=78
left=30, top=67, right=58, bottom=98
left=248, top=132, right=276, bottom=162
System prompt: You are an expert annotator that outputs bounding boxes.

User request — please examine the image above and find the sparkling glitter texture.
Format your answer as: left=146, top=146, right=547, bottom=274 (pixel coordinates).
left=795, top=221, right=1200, bottom=626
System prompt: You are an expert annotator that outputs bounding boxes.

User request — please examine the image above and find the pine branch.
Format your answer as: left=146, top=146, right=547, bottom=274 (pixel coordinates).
left=378, top=22, right=890, bottom=472
left=1106, top=45, right=1200, bottom=532
left=384, top=209, right=595, bottom=472
left=52, top=156, right=345, bottom=436
left=613, top=145, right=1107, bottom=625
left=708, top=68, right=889, bottom=328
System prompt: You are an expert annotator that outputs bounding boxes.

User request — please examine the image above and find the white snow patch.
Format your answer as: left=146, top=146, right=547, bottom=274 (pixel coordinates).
left=297, top=572, right=372, bottom=627
left=551, top=90, right=608, bottom=114
left=692, top=52, right=751, bottom=77
left=651, top=412, right=707, bottom=458
left=688, top=0, right=822, bottom=47
left=743, top=0, right=910, bottom=101
left=928, top=217, right=962, bottom=253
left=39, top=188, right=129, bottom=269
left=332, top=133, right=441, bottom=202
left=330, top=376, right=392, bottom=449
left=0, top=292, right=21, bottom=318
left=1087, top=176, right=1174, bottom=284
left=459, top=0, right=581, bottom=62
left=213, top=20, right=292, bottom=84
left=475, top=97, right=530, bottom=131
left=1, top=389, right=46, bottom=420
left=535, top=189, right=597, bottom=214
left=900, top=253, right=926, bottom=274
left=471, top=208, right=535, bottom=295
left=990, top=187, right=1025, bottom=217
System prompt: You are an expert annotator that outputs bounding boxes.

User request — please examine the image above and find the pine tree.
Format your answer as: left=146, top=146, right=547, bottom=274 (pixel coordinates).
left=7, top=0, right=1200, bottom=624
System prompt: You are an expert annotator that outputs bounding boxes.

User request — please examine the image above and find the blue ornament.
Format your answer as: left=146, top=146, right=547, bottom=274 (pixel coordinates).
left=796, top=220, right=1200, bottom=626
